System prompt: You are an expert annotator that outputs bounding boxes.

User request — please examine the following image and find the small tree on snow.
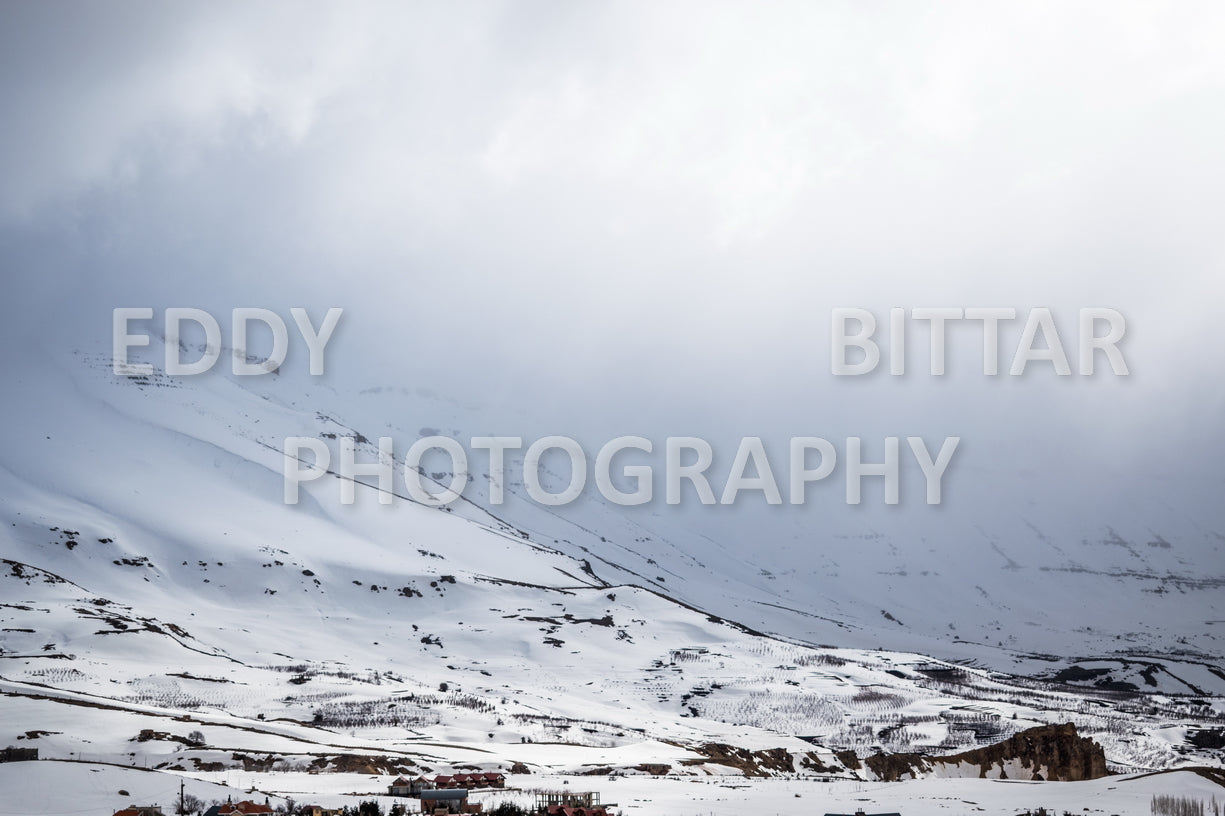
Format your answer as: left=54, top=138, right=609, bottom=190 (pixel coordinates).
left=177, top=793, right=204, bottom=815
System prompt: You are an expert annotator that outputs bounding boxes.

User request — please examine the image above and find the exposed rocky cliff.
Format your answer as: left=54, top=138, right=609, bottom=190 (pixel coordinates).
left=863, top=723, right=1109, bottom=782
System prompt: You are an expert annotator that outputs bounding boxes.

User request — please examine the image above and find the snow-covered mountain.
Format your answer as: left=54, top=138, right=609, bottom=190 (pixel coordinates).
left=1, top=331, right=1222, bottom=805
left=19, top=320, right=1220, bottom=684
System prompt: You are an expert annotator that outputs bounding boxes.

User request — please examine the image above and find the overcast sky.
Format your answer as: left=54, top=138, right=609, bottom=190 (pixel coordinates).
left=2, top=2, right=1223, bottom=533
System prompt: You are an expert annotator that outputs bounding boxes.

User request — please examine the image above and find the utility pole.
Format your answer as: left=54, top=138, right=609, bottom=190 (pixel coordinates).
left=180, top=778, right=186, bottom=816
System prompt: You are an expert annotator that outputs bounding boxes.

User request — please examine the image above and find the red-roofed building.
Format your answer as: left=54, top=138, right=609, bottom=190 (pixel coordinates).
left=435, top=771, right=504, bottom=790
left=215, top=798, right=274, bottom=815
left=112, top=808, right=163, bottom=816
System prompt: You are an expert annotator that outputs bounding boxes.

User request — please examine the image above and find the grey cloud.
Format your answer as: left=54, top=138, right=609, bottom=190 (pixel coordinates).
left=1, top=1, right=1223, bottom=549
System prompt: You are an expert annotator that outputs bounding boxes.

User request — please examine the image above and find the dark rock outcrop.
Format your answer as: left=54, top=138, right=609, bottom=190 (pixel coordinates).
left=681, top=743, right=795, bottom=776
left=835, top=748, right=862, bottom=771
left=863, top=723, right=1109, bottom=782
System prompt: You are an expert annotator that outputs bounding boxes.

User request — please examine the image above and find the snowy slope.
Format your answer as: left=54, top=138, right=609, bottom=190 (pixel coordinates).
left=0, top=334, right=1222, bottom=816
left=0, top=760, right=288, bottom=816
left=36, top=327, right=1225, bottom=683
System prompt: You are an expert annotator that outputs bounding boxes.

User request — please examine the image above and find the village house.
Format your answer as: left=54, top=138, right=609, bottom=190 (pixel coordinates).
left=454, top=772, right=506, bottom=790
left=388, top=775, right=430, bottom=797
left=203, top=797, right=275, bottom=816
left=428, top=773, right=505, bottom=791
left=297, top=806, right=344, bottom=816
left=112, top=807, right=163, bottom=816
